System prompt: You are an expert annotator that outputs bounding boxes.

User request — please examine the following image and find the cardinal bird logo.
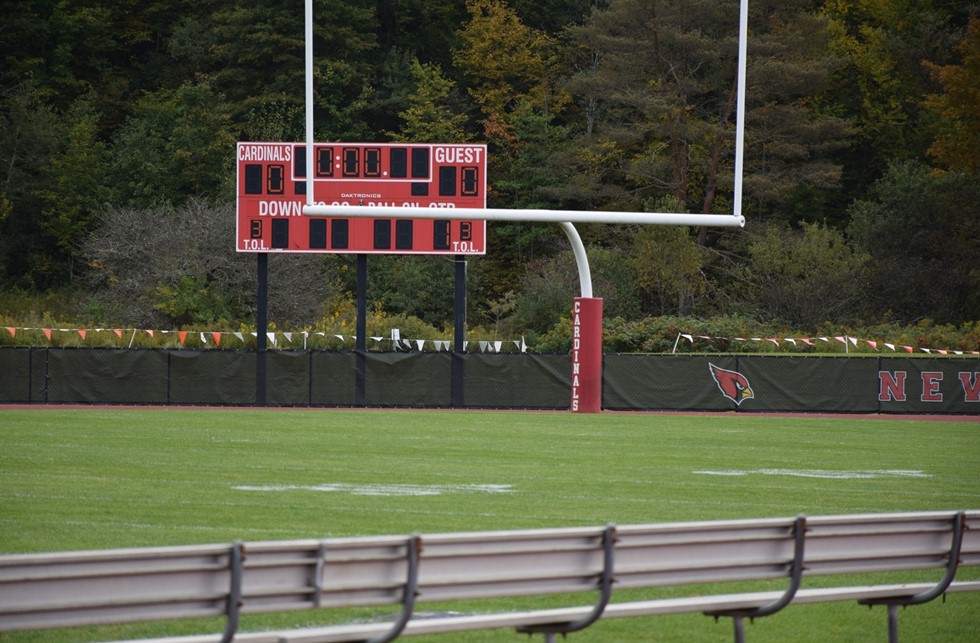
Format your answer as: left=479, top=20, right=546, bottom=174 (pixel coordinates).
left=708, top=363, right=754, bottom=406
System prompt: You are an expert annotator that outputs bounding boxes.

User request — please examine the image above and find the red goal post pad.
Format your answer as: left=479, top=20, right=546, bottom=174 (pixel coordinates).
left=236, top=142, right=487, bottom=255
left=571, top=297, right=603, bottom=413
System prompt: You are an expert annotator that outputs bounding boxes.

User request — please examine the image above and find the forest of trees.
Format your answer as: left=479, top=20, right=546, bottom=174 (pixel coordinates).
left=1, top=0, right=978, bottom=350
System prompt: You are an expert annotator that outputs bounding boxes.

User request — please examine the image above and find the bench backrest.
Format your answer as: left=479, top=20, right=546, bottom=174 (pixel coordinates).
left=1, top=510, right=977, bottom=634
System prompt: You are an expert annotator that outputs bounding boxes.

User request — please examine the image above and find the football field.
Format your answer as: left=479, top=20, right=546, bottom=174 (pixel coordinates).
left=1, top=408, right=978, bottom=641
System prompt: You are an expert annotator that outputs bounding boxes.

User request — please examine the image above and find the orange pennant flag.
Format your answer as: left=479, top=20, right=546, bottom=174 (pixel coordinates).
left=5, top=327, right=15, bottom=338
left=113, top=328, right=123, bottom=338
left=42, top=328, right=52, bottom=341
left=78, top=329, right=87, bottom=340
left=145, top=329, right=155, bottom=337
left=211, top=332, right=222, bottom=346
left=177, top=331, right=188, bottom=346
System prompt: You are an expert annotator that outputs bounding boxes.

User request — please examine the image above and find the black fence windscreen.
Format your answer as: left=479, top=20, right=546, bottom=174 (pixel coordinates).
left=0, top=348, right=976, bottom=414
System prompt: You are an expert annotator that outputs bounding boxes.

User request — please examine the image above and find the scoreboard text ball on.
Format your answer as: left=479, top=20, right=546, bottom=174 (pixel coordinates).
left=236, top=142, right=487, bottom=254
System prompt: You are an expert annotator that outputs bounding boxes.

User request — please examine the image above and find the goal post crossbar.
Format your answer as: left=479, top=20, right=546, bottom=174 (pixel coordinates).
left=301, top=206, right=743, bottom=299
left=301, top=205, right=745, bottom=228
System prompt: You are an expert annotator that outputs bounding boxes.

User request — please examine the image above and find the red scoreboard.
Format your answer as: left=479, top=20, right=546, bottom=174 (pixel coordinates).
left=236, top=142, right=487, bottom=254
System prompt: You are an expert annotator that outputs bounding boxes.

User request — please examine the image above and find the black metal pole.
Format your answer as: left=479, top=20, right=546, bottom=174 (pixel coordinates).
left=452, top=255, right=466, bottom=408
left=256, top=253, right=268, bottom=406
left=355, top=254, right=367, bottom=406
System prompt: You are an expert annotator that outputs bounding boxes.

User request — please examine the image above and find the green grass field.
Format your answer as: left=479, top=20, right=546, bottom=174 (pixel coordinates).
left=1, top=408, right=978, bottom=642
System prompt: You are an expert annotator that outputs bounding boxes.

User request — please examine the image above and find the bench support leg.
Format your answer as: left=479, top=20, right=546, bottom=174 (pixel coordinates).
left=365, top=534, right=421, bottom=643
left=516, top=524, right=617, bottom=640
left=859, top=511, right=965, bottom=643
left=220, top=542, right=243, bottom=643
left=887, top=605, right=899, bottom=643
left=732, top=615, right=746, bottom=643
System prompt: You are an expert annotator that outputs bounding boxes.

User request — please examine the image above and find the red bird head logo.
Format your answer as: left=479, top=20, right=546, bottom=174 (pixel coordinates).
left=709, top=363, right=754, bottom=406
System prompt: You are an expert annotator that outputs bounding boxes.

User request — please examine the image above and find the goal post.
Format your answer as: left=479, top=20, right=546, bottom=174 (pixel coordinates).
left=302, top=0, right=750, bottom=413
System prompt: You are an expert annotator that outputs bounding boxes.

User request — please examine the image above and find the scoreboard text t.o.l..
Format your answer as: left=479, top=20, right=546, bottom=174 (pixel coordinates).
left=236, top=142, right=487, bottom=254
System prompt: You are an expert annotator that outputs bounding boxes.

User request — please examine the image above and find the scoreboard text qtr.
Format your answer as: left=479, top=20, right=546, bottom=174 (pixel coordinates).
left=236, top=142, right=487, bottom=254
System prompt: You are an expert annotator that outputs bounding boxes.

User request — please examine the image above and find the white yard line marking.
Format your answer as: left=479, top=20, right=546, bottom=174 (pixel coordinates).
left=233, top=483, right=515, bottom=496
left=692, top=469, right=931, bottom=479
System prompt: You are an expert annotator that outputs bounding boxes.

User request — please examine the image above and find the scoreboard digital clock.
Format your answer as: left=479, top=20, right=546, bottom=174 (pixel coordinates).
left=236, top=142, right=487, bottom=254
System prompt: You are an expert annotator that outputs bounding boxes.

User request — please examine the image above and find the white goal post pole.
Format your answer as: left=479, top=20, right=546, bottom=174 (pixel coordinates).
left=304, top=0, right=314, bottom=208
left=733, top=0, right=749, bottom=221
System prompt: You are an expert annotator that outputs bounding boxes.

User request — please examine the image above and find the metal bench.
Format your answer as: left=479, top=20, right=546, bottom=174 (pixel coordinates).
left=2, top=510, right=977, bottom=642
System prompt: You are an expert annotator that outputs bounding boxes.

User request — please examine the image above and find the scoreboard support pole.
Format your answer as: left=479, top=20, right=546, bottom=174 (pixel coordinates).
left=452, top=257, right=466, bottom=408
left=256, top=253, right=268, bottom=407
left=356, top=255, right=368, bottom=406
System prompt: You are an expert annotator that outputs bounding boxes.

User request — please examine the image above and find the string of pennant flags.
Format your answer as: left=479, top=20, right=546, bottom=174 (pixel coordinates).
left=1, top=326, right=528, bottom=353
left=673, top=332, right=979, bottom=356
left=3, top=325, right=974, bottom=356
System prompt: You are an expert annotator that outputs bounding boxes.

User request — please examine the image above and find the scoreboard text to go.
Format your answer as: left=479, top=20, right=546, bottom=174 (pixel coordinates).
left=236, top=142, right=487, bottom=255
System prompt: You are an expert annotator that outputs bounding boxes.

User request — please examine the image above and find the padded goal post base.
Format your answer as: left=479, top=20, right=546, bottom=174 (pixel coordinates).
left=571, top=297, right=603, bottom=413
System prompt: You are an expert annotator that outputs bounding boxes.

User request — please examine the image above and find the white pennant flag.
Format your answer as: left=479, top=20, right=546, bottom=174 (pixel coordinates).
left=234, top=332, right=244, bottom=342
left=494, top=341, right=502, bottom=353
left=267, top=332, right=276, bottom=346
left=416, top=339, right=425, bottom=351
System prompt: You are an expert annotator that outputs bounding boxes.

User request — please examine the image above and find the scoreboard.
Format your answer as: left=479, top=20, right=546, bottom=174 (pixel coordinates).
left=236, top=142, right=487, bottom=254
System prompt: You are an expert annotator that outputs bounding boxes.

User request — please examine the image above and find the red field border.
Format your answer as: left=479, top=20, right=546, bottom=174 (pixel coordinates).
left=1, top=403, right=977, bottom=423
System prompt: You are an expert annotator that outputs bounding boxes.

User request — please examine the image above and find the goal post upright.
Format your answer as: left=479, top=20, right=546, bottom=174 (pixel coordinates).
left=302, top=0, right=749, bottom=413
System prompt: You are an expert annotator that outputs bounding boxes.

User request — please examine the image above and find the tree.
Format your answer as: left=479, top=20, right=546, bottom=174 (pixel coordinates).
left=453, top=0, right=565, bottom=143
left=40, top=97, right=109, bottom=280
left=510, top=0, right=598, bottom=33
left=847, top=161, right=980, bottom=324
left=376, top=0, right=469, bottom=70
left=108, top=81, right=235, bottom=208
left=820, top=0, right=973, bottom=187
left=364, top=255, right=456, bottom=327
left=630, top=198, right=706, bottom=317
left=923, top=17, right=980, bottom=173
left=388, top=59, right=472, bottom=143
left=739, top=2, right=854, bottom=223
left=0, top=83, right=65, bottom=288
left=209, top=0, right=377, bottom=139
left=564, top=0, right=851, bottom=227
left=81, top=200, right=343, bottom=328
left=738, top=221, right=870, bottom=327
